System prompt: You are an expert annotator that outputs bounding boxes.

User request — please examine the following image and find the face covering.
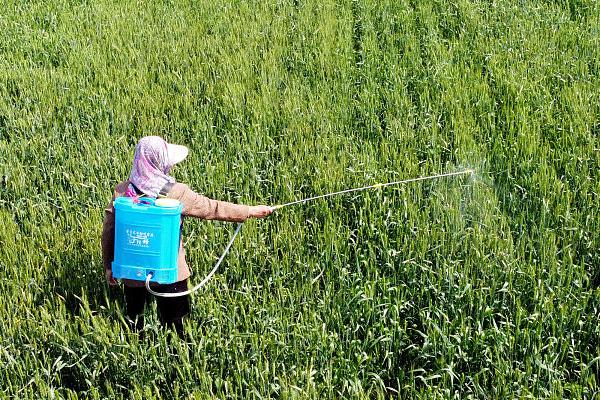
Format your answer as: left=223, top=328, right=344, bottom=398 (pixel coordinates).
left=128, top=136, right=176, bottom=198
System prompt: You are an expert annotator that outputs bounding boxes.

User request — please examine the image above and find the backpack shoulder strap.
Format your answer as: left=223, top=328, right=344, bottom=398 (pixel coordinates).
left=129, top=183, right=145, bottom=196
left=159, top=182, right=175, bottom=197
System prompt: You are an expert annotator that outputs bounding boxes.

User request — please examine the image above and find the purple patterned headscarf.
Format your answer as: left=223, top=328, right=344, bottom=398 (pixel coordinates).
left=128, top=136, right=176, bottom=198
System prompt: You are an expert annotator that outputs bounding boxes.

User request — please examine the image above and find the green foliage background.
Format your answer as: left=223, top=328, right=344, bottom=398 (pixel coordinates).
left=0, top=0, right=598, bottom=398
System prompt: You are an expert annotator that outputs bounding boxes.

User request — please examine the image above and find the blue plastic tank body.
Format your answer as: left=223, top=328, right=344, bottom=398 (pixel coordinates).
left=112, top=197, right=183, bottom=284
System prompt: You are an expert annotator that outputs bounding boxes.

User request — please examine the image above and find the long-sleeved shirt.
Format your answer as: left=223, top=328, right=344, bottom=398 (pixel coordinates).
left=101, top=181, right=249, bottom=287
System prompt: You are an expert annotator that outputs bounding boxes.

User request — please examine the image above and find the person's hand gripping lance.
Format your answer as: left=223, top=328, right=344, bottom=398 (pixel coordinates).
left=249, top=205, right=273, bottom=218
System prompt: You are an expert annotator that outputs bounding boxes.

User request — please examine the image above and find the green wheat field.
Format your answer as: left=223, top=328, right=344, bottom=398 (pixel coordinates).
left=0, top=0, right=598, bottom=398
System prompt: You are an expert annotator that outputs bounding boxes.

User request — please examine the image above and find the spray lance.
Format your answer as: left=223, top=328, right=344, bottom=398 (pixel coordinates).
left=143, top=169, right=474, bottom=297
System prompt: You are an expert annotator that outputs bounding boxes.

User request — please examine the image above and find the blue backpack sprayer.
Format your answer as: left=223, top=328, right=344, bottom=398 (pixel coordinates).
left=112, top=197, right=183, bottom=284
left=112, top=169, right=474, bottom=297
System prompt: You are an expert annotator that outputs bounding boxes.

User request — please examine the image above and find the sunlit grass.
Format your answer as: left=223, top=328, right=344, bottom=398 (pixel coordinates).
left=0, top=0, right=598, bottom=398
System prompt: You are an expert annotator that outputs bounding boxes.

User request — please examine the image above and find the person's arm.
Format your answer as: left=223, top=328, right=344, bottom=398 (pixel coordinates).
left=101, top=197, right=118, bottom=286
left=170, top=183, right=271, bottom=221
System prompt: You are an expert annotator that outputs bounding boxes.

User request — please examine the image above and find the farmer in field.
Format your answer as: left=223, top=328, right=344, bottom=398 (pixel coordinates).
left=101, top=136, right=272, bottom=338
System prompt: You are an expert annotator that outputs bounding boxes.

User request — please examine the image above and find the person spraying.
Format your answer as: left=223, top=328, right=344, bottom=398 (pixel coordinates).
left=101, top=136, right=272, bottom=338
